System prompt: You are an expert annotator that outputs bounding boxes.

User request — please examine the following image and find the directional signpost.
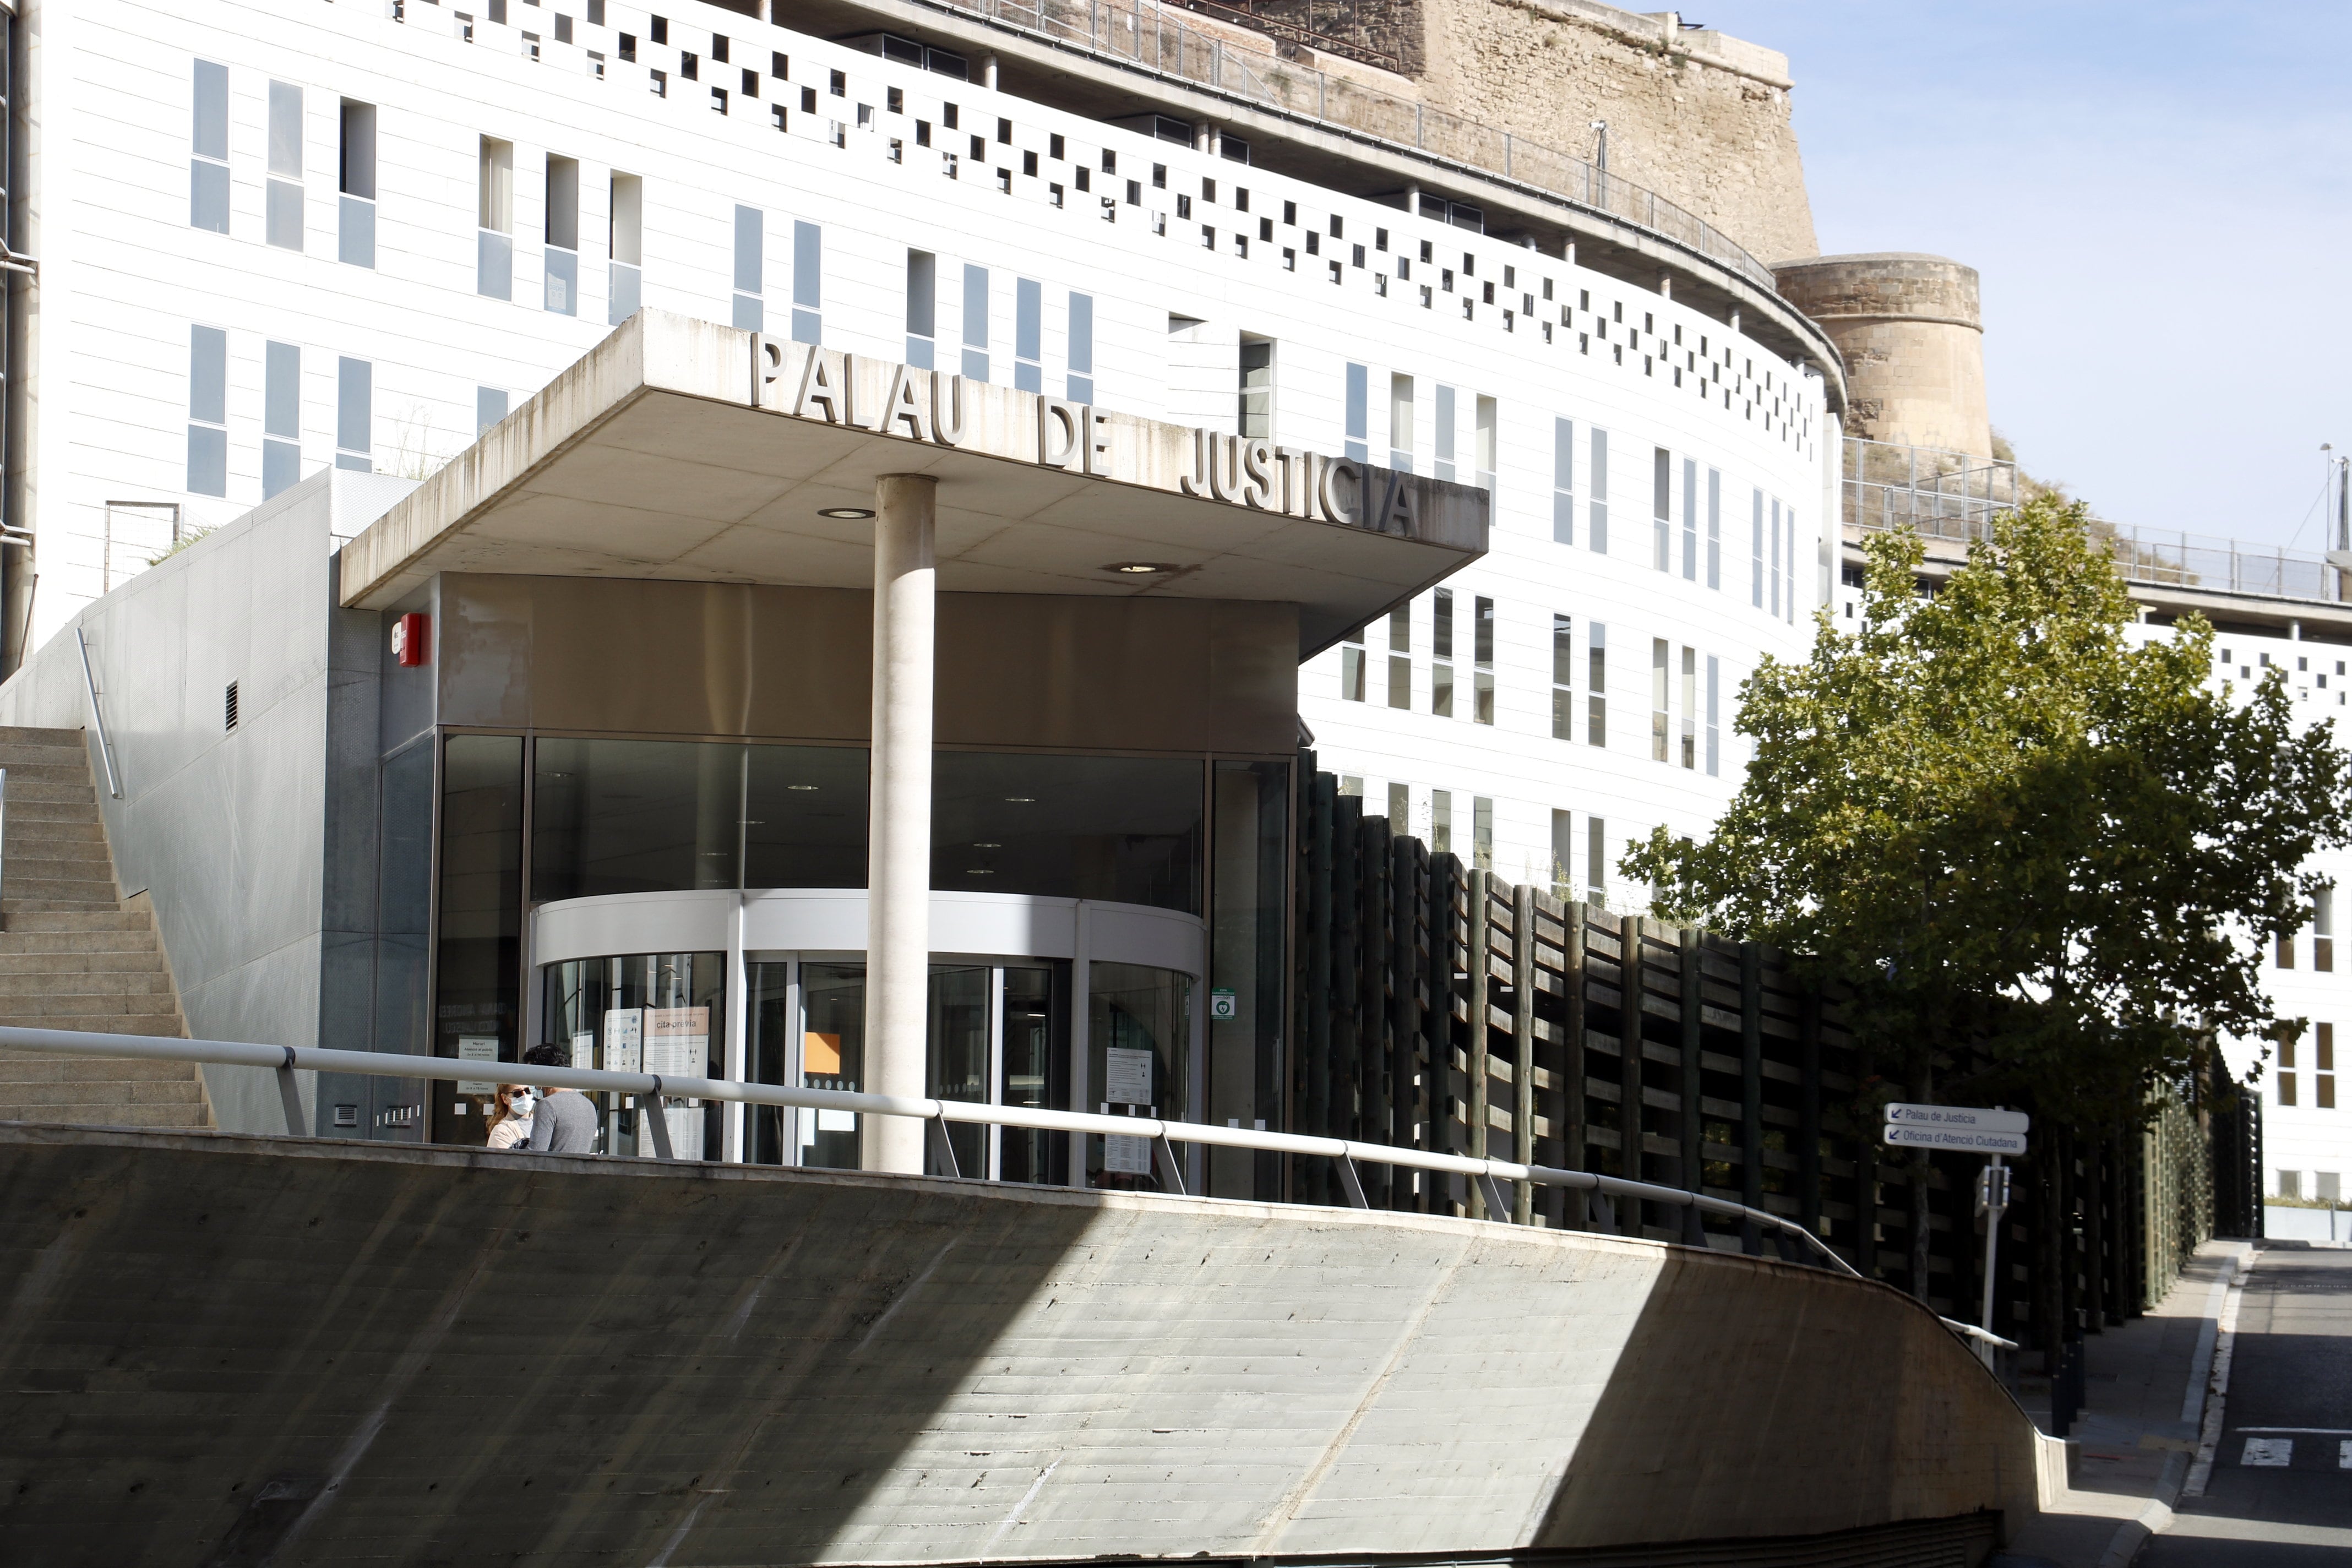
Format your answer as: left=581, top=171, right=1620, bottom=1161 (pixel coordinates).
left=1883, top=1103, right=2030, bottom=1332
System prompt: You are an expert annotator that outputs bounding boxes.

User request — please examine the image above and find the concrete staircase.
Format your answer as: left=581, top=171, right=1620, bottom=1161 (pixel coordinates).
left=0, top=726, right=208, bottom=1129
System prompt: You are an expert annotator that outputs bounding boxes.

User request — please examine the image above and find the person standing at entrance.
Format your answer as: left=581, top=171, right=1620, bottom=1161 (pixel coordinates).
left=522, top=1043, right=597, bottom=1153
left=483, top=1085, right=536, bottom=1150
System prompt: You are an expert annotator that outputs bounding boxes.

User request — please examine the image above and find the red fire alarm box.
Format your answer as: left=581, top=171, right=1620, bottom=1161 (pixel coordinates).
left=391, top=611, right=431, bottom=667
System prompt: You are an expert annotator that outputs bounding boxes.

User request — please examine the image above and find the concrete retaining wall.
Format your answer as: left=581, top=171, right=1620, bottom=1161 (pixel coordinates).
left=0, top=1127, right=2043, bottom=1563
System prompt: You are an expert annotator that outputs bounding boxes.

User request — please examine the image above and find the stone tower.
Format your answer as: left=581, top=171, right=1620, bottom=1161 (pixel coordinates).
left=1772, top=253, right=1991, bottom=459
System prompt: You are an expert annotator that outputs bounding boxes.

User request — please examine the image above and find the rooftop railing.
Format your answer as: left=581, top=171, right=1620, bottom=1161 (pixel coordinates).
left=913, top=0, right=1782, bottom=291
left=1844, top=437, right=2343, bottom=606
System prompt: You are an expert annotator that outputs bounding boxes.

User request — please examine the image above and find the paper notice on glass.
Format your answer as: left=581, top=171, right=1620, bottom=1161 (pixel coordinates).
left=603, top=1009, right=644, bottom=1074
left=665, top=1104, right=704, bottom=1161
left=456, top=1036, right=500, bottom=1096
left=645, top=1006, right=710, bottom=1079
left=570, top=1032, right=595, bottom=1071
left=1104, top=1046, right=1154, bottom=1107
left=1104, top=1132, right=1153, bottom=1175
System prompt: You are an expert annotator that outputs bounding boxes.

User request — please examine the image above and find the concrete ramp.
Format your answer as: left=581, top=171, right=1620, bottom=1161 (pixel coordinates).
left=0, top=1127, right=2040, bottom=1565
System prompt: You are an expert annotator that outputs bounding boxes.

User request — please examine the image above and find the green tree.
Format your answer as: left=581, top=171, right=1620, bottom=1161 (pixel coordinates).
left=1626, top=498, right=2351, bottom=1294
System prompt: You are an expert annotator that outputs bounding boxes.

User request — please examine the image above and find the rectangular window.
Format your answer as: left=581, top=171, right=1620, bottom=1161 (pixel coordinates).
left=2281, top=933, right=2297, bottom=969
left=187, top=325, right=229, bottom=497
left=732, top=204, right=764, bottom=331
left=266, top=81, right=304, bottom=251
left=1706, top=469, right=1722, bottom=590
left=789, top=221, right=822, bottom=345
left=2280, top=1033, right=2298, bottom=1105
left=1430, top=790, right=1452, bottom=854
left=1589, top=428, right=1609, bottom=553
left=1014, top=277, right=1043, bottom=393
left=1550, top=810, right=1575, bottom=899
left=1587, top=623, right=1607, bottom=747
left=1387, top=607, right=1411, bottom=711
left=1705, top=655, right=1721, bottom=775
left=1652, top=447, right=1671, bottom=571
left=262, top=341, right=301, bottom=499
left=2320, top=888, right=2337, bottom=972
left=1239, top=337, right=1273, bottom=439
left=1343, top=363, right=1369, bottom=463
left=1389, top=373, right=1414, bottom=472
left=1551, top=417, right=1574, bottom=545
left=192, top=61, right=231, bottom=232
left=1473, top=596, right=1495, bottom=725
left=1587, top=814, right=1607, bottom=895
left=477, top=385, right=510, bottom=434
left=338, top=100, right=377, bottom=266
left=2320, top=1022, right=2337, bottom=1109
left=477, top=137, right=515, bottom=300
left=335, top=356, right=372, bottom=472
left=1751, top=488, right=1765, bottom=608
left=1340, top=624, right=1366, bottom=703
left=1433, top=384, right=1456, bottom=483
left=1784, top=506, right=1800, bottom=622
left=905, top=249, right=937, bottom=368
left=1475, top=395, right=1496, bottom=492
left=1388, top=782, right=1410, bottom=830
left=1681, top=458, right=1698, bottom=581
left=543, top=156, right=580, bottom=316
left=1771, top=498, right=1783, bottom=618
left=1679, top=646, right=1697, bottom=769
left=1651, top=638, right=1670, bottom=761
left=1473, top=796, right=1492, bottom=870
left=961, top=264, right=989, bottom=382
left=1432, top=589, right=1455, bottom=717
left=1068, top=292, right=1095, bottom=403
left=608, top=172, right=643, bottom=325
left=1551, top=613, right=1573, bottom=740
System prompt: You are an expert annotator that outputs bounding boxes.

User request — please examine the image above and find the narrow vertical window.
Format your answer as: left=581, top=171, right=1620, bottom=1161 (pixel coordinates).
left=1431, top=590, right=1455, bottom=717
left=1588, top=428, right=1609, bottom=553
left=1340, top=624, right=1365, bottom=702
left=1681, top=458, right=1698, bottom=580
left=791, top=220, right=822, bottom=344
left=1751, top=487, right=1765, bottom=608
left=2279, top=1035, right=2299, bottom=1104
left=1475, top=395, right=1496, bottom=493
left=961, top=264, right=989, bottom=382
left=608, top=172, right=644, bottom=324
left=1433, top=384, right=1456, bottom=482
left=1679, top=646, right=1696, bottom=769
left=187, top=325, right=229, bottom=497
left=1652, top=447, right=1670, bottom=571
left=1587, top=623, right=1607, bottom=747
left=905, top=250, right=937, bottom=368
left=335, top=356, right=372, bottom=472
left=338, top=100, right=377, bottom=266
left=1014, top=278, right=1044, bottom=393
left=1387, top=783, right=1410, bottom=831
left=1651, top=638, right=1670, bottom=761
left=1550, top=613, right=1572, bottom=740
left=1388, top=374, right=1414, bottom=472
left=2320, top=1022, right=2337, bottom=1109
left=1784, top=505, right=1800, bottom=622
left=1472, top=796, right=1492, bottom=871
left=1068, top=293, right=1095, bottom=403
left=1387, top=606, right=1411, bottom=711
left=1343, top=363, right=1368, bottom=462
left=1430, top=790, right=1452, bottom=854
left=263, top=341, right=301, bottom=499
left=1587, top=814, right=1607, bottom=896
left=1551, top=417, right=1574, bottom=545
left=1473, top=596, right=1495, bottom=725
left=192, top=61, right=231, bottom=233
left=545, top=156, right=581, bottom=316
left=477, top=137, right=515, bottom=300
left=2317, top=888, right=2335, bottom=972
left=266, top=81, right=305, bottom=251
left=1238, top=336, right=1273, bottom=438
left=1706, top=468, right=1721, bottom=590
left=732, top=204, right=764, bottom=331
left=1705, top=655, right=1721, bottom=776
left=1550, top=810, right=1575, bottom=899
left=1770, top=498, right=1783, bottom=618
left=477, top=386, right=510, bottom=433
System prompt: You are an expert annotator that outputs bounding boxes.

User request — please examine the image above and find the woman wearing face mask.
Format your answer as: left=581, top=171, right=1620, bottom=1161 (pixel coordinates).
left=484, top=1084, right=537, bottom=1150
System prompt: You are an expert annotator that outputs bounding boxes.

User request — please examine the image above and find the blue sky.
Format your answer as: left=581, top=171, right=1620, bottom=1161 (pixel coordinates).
left=1691, top=1, right=2351, bottom=551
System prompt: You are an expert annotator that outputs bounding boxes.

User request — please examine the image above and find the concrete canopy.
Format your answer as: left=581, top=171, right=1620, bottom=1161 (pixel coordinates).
left=340, top=311, right=1488, bottom=655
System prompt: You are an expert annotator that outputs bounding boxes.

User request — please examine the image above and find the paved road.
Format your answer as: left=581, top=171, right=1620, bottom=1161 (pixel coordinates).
left=2143, top=1244, right=2352, bottom=1566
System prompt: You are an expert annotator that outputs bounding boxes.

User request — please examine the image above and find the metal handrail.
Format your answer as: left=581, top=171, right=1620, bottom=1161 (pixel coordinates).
left=72, top=625, right=121, bottom=799
left=0, top=1023, right=1856, bottom=1275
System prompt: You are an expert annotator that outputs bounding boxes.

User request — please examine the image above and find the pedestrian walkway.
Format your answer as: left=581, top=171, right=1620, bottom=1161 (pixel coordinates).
left=1996, top=1239, right=2249, bottom=1568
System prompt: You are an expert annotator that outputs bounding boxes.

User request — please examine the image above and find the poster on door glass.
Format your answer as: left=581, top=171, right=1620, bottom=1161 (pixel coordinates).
left=1104, top=1046, right=1153, bottom=1107
left=456, top=1036, right=499, bottom=1096
left=603, top=1009, right=644, bottom=1073
left=646, top=1007, right=709, bottom=1080
left=1104, top=1132, right=1153, bottom=1175
left=569, top=1032, right=595, bottom=1071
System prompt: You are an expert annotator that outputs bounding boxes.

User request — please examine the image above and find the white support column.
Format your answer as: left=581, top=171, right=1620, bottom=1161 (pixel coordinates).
left=863, top=473, right=937, bottom=1175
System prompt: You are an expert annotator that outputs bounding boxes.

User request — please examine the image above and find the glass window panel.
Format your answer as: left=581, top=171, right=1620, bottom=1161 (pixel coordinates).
left=434, top=735, right=524, bottom=1142
left=268, top=81, right=303, bottom=177
left=531, top=738, right=745, bottom=901
left=743, top=744, right=868, bottom=889
left=1087, top=961, right=1191, bottom=1191
left=932, top=753, right=1202, bottom=914
left=998, top=966, right=1066, bottom=1185
left=537, top=952, right=723, bottom=1158
left=733, top=204, right=763, bottom=295
left=928, top=966, right=990, bottom=1177
left=191, top=160, right=230, bottom=232
left=800, top=962, right=865, bottom=1167
left=193, top=61, right=230, bottom=161
left=1209, top=760, right=1285, bottom=1199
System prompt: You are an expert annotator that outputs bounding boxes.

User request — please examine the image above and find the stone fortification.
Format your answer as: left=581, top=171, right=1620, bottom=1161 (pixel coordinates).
left=1774, top=252, right=1992, bottom=458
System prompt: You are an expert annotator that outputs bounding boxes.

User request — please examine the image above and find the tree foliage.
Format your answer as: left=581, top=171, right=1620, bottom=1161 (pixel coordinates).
left=1626, top=498, right=2352, bottom=1130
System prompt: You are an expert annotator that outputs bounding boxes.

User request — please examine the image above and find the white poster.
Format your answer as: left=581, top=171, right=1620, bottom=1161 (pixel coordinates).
left=569, top=1032, right=595, bottom=1072
left=455, top=1036, right=500, bottom=1096
left=1104, top=1133, right=1153, bottom=1175
left=603, top=1009, right=644, bottom=1073
left=645, top=1006, right=710, bottom=1079
left=1104, top=1046, right=1154, bottom=1107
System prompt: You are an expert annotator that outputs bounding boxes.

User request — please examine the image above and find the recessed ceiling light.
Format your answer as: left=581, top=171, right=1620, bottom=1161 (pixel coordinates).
left=966, top=868, right=995, bottom=876
left=786, top=784, right=820, bottom=792
left=819, top=505, right=876, bottom=520
left=1003, top=796, right=1036, bottom=804
left=973, top=842, right=1001, bottom=848
left=1103, top=560, right=1177, bottom=575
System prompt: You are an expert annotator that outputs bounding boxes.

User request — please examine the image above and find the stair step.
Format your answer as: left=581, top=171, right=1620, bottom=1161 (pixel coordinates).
left=0, top=937, right=161, bottom=960
left=0, top=1055, right=205, bottom=1082
left=0, top=780, right=99, bottom=807
left=0, top=1077, right=204, bottom=1106
left=0, top=992, right=181, bottom=1017
left=6, top=857, right=116, bottom=884
left=0, top=971, right=171, bottom=998
left=0, top=952, right=167, bottom=975
left=0, top=1014, right=184, bottom=1036
left=0, top=910, right=150, bottom=931
left=0, top=1105, right=213, bottom=1129
left=0, top=726, right=87, bottom=748
left=0, top=760, right=104, bottom=786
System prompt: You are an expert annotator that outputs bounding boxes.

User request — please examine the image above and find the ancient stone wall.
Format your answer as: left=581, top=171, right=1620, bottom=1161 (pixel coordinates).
left=1775, top=253, right=1992, bottom=458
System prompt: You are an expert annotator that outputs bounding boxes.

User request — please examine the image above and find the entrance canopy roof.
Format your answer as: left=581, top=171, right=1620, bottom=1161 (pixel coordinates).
left=340, top=311, right=1488, bottom=655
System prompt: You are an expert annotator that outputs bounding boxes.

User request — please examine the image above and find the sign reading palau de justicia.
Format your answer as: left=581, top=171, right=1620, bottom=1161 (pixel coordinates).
left=753, top=338, right=1476, bottom=541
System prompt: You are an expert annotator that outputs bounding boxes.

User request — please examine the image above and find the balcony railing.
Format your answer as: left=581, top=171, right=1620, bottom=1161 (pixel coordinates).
left=913, top=0, right=1781, bottom=291
left=1844, top=437, right=2342, bottom=606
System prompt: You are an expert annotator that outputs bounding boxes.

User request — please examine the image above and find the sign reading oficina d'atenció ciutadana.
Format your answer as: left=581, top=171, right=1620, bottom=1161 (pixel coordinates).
left=1882, top=1101, right=2029, bottom=1155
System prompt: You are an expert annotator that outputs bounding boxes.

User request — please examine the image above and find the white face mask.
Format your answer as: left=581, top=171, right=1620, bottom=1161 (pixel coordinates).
left=506, top=1091, right=535, bottom=1117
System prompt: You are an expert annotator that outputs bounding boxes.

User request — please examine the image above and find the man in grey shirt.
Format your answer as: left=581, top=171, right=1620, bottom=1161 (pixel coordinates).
left=522, top=1043, right=598, bottom=1153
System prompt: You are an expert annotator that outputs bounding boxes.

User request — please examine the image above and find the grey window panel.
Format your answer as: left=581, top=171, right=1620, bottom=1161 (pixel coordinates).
left=733, top=205, right=763, bottom=295
left=791, top=307, right=820, bottom=346
left=1344, top=363, right=1368, bottom=443
left=268, top=81, right=303, bottom=178
left=1553, top=491, right=1574, bottom=546
left=477, top=386, right=510, bottom=433
left=545, top=247, right=579, bottom=315
left=188, top=325, right=228, bottom=425
left=545, top=157, right=581, bottom=251
left=608, top=262, right=641, bottom=326
left=336, top=357, right=372, bottom=455
left=193, top=62, right=230, bottom=162
left=478, top=229, right=513, bottom=300
left=1014, top=361, right=1041, bottom=394
left=340, top=100, right=377, bottom=199
left=733, top=292, right=765, bottom=333
left=906, top=335, right=935, bottom=370
left=1014, top=277, right=1041, bottom=363
left=263, top=341, right=300, bottom=438
left=793, top=221, right=822, bottom=309
left=1066, top=374, right=1093, bottom=403
left=1552, top=416, right=1572, bottom=491
left=1068, top=291, right=1093, bottom=375
left=186, top=425, right=228, bottom=497
left=1434, top=385, right=1455, bottom=465
left=266, top=179, right=303, bottom=251
left=338, top=194, right=374, bottom=267
left=961, top=347, right=988, bottom=383
left=906, top=250, right=937, bottom=337
left=262, top=438, right=301, bottom=499
left=334, top=453, right=372, bottom=473
left=962, top=263, right=988, bottom=349
left=190, top=160, right=230, bottom=233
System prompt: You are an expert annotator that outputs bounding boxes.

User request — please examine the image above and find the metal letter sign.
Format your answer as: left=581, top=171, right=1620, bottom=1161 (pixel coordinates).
left=1883, top=1123, right=2027, bottom=1156
left=1884, top=1102, right=2029, bottom=1135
